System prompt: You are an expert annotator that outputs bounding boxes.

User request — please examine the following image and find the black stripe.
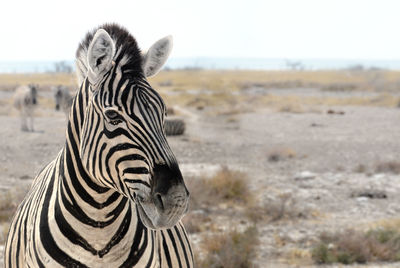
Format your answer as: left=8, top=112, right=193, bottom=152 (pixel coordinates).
left=120, top=207, right=148, bottom=267
left=39, top=165, right=88, bottom=267
left=174, top=224, right=190, bottom=267
left=98, top=205, right=132, bottom=257
left=161, top=231, right=172, bottom=267
left=54, top=191, right=98, bottom=255
left=167, top=229, right=183, bottom=268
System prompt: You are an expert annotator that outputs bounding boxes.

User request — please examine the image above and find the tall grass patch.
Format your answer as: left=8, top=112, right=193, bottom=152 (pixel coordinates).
left=188, top=167, right=252, bottom=210
left=196, top=226, right=259, bottom=268
left=312, top=227, right=400, bottom=264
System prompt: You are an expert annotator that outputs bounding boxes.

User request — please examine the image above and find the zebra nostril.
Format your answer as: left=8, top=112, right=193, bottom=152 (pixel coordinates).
left=154, top=193, right=165, bottom=211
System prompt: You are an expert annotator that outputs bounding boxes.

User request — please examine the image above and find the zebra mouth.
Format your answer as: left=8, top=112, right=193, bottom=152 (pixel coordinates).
left=136, top=198, right=157, bottom=229
left=135, top=193, right=183, bottom=230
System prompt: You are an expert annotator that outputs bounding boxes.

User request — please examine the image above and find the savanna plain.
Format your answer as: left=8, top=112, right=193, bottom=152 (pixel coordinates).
left=1, top=69, right=400, bottom=267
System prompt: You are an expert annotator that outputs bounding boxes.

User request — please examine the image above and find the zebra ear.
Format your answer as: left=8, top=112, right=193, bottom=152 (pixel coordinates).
left=142, top=35, right=173, bottom=77
left=87, top=29, right=115, bottom=84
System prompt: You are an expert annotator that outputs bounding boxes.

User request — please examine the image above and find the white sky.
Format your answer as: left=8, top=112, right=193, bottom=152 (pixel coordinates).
left=2, top=0, right=400, bottom=61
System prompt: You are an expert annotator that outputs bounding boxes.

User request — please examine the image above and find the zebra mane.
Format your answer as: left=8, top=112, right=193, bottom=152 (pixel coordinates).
left=75, top=23, right=143, bottom=86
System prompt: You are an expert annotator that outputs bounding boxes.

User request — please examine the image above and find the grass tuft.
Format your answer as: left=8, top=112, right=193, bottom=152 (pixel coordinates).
left=376, top=161, right=400, bottom=174
left=188, top=167, right=252, bottom=210
left=312, top=227, right=400, bottom=264
left=196, top=226, right=259, bottom=268
left=246, top=193, right=309, bottom=224
left=0, top=186, right=29, bottom=223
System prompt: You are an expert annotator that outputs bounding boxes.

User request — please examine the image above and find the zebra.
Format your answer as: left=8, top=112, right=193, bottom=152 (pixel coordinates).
left=13, top=84, right=38, bottom=132
left=53, top=85, right=74, bottom=117
left=5, top=23, right=193, bottom=267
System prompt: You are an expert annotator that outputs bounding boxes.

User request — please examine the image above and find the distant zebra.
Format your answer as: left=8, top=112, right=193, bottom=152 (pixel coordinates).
left=53, top=85, right=74, bottom=117
left=6, top=24, right=193, bottom=267
left=13, top=84, right=38, bottom=131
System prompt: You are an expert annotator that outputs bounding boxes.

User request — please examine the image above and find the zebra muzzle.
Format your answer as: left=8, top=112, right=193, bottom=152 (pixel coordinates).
left=136, top=164, right=190, bottom=229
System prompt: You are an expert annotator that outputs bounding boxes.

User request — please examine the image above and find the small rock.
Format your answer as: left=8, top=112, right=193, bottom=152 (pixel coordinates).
left=356, top=197, right=370, bottom=202
left=20, top=175, right=31, bottom=180
left=351, top=190, right=388, bottom=199
left=294, top=171, right=316, bottom=181
left=310, top=123, right=324, bottom=127
left=373, top=173, right=386, bottom=179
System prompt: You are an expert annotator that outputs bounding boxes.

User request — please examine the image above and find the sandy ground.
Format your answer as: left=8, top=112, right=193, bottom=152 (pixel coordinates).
left=1, top=88, right=400, bottom=267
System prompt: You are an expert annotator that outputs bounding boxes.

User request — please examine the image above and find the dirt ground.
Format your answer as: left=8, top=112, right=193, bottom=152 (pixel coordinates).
left=1, top=87, right=400, bottom=267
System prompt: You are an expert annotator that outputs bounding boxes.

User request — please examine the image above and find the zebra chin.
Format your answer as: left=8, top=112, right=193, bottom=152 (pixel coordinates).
left=135, top=187, right=189, bottom=229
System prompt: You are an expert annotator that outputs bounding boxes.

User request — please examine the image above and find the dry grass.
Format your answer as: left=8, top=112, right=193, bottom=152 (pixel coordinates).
left=0, top=186, right=29, bottom=223
left=376, top=161, right=400, bottom=174
left=1, top=71, right=400, bottom=116
left=184, top=167, right=255, bottom=237
left=196, top=226, right=259, bottom=268
left=1, top=70, right=400, bottom=94
left=0, top=73, right=76, bottom=90
left=181, top=212, right=212, bottom=234
left=354, top=163, right=368, bottom=173
left=150, top=70, right=400, bottom=92
left=0, top=222, right=10, bottom=244
left=0, top=185, right=29, bottom=243
left=312, top=227, right=400, bottom=264
left=267, top=147, right=297, bottom=162
left=246, top=193, right=309, bottom=224
left=188, top=167, right=252, bottom=210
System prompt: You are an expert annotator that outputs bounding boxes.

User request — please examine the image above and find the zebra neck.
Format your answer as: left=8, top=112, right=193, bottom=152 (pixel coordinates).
left=54, top=149, right=146, bottom=258
left=59, top=138, right=144, bottom=251
left=61, top=78, right=131, bottom=223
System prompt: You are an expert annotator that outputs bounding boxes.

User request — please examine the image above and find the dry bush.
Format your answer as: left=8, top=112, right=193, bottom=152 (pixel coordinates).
left=0, top=222, right=10, bottom=244
left=187, top=167, right=252, bottom=210
left=0, top=186, right=29, bottom=223
left=196, top=226, right=259, bottom=268
left=321, top=83, right=358, bottom=91
left=375, top=161, right=400, bottom=174
left=278, top=103, right=304, bottom=113
left=354, top=164, right=368, bottom=173
left=312, top=228, right=400, bottom=264
left=246, top=193, right=308, bottom=224
left=182, top=212, right=212, bottom=234
left=268, top=147, right=296, bottom=162
left=0, top=73, right=76, bottom=89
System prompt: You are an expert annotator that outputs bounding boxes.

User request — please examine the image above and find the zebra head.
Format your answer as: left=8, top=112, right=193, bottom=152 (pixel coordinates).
left=53, top=85, right=66, bottom=111
left=28, top=84, right=38, bottom=105
left=77, top=24, right=189, bottom=229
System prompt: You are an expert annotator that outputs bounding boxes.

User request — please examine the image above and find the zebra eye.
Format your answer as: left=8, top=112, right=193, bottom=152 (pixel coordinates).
left=104, top=110, right=123, bottom=125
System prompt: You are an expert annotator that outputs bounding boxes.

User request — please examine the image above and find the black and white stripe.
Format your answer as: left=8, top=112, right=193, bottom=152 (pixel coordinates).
left=5, top=24, right=193, bottom=267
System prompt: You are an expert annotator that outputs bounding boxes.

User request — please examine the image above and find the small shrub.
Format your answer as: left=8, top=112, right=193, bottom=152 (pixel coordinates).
left=354, top=164, right=367, bottom=173
left=376, top=161, right=400, bottom=174
left=268, top=148, right=296, bottom=162
left=208, top=167, right=249, bottom=202
left=188, top=167, right=252, bottom=210
left=196, top=226, right=259, bottom=268
left=278, top=104, right=304, bottom=113
left=246, top=193, right=308, bottom=224
left=321, top=83, right=358, bottom=92
left=0, top=222, right=10, bottom=244
left=182, top=212, right=211, bottom=234
left=312, top=227, right=400, bottom=264
left=0, top=186, right=29, bottom=223
left=312, top=243, right=336, bottom=264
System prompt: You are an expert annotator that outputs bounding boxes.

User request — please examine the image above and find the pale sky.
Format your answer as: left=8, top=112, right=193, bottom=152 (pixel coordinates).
left=2, top=0, right=400, bottom=61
